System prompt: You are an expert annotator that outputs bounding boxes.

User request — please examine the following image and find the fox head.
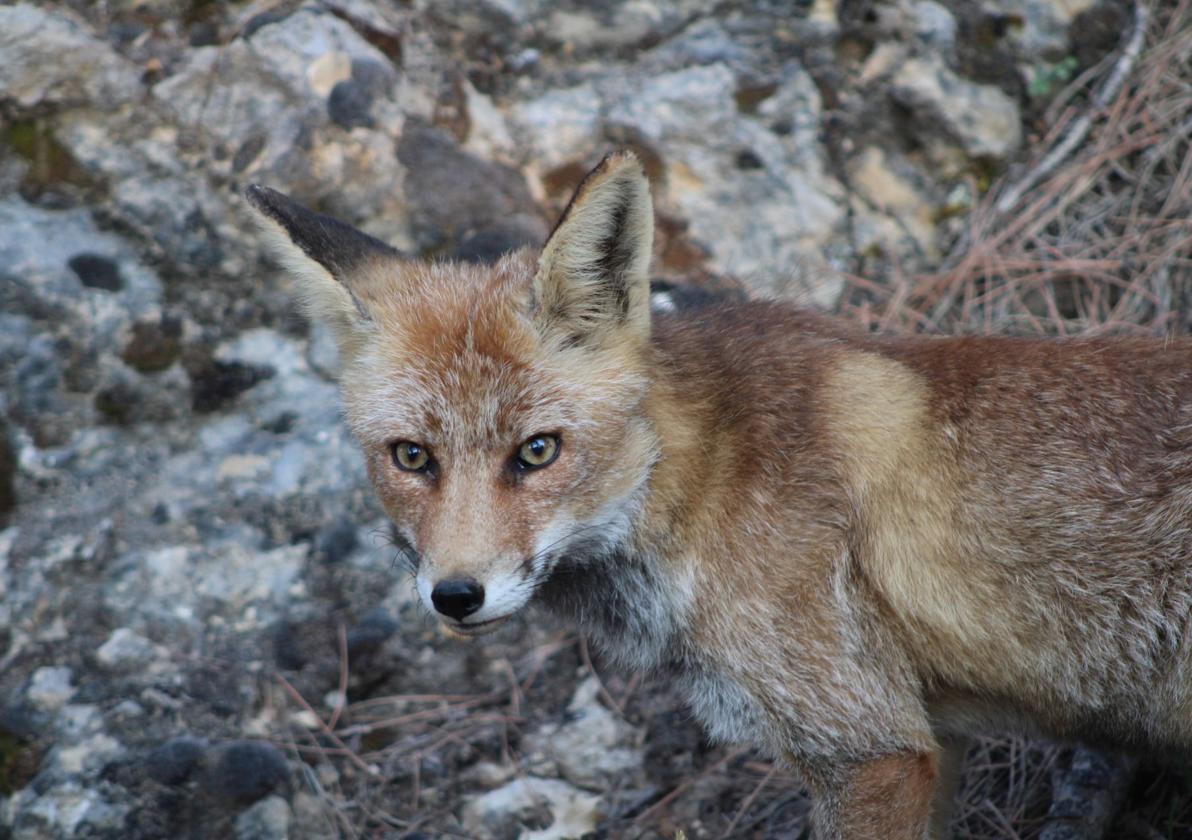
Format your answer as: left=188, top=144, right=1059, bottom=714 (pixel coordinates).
left=247, top=153, right=660, bottom=635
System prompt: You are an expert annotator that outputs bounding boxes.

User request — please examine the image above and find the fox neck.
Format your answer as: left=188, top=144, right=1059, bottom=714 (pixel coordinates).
left=535, top=351, right=712, bottom=672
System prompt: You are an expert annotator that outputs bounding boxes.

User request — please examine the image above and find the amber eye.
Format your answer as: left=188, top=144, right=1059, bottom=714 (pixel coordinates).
left=391, top=441, right=430, bottom=472
left=516, top=434, right=560, bottom=470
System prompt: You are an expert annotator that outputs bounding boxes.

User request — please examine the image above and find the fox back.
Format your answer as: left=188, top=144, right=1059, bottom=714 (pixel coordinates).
left=249, top=153, right=1192, bottom=839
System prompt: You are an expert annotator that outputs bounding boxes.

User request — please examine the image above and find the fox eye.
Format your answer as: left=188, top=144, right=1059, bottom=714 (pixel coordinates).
left=391, top=441, right=431, bottom=472
left=516, top=434, right=560, bottom=470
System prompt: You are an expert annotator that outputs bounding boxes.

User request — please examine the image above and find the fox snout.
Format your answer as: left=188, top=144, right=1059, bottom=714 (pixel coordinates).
left=414, top=552, right=542, bottom=635
left=429, top=578, right=485, bottom=621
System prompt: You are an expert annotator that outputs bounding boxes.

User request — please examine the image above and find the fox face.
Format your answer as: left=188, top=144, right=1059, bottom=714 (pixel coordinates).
left=248, top=153, right=660, bottom=634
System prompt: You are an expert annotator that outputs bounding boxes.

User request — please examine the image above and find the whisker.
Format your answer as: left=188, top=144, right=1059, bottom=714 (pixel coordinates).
left=519, top=523, right=621, bottom=574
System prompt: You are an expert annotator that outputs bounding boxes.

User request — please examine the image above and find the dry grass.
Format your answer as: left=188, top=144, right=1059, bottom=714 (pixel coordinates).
left=845, top=0, right=1192, bottom=339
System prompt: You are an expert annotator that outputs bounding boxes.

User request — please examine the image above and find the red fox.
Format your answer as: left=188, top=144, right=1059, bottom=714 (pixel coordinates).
left=248, top=152, right=1192, bottom=839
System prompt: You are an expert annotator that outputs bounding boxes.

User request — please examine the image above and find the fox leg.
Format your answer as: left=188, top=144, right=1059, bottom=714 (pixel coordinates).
left=808, top=750, right=939, bottom=840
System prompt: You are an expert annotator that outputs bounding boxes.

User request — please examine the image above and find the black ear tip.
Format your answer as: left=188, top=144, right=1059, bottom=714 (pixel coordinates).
left=244, top=184, right=280, bottom=214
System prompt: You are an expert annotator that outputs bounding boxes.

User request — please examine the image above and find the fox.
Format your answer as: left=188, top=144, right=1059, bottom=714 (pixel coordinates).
left=246, top=151, right=1192, bottom=839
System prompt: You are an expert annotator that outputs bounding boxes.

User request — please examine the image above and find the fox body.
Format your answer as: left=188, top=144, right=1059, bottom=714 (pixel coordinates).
left=248, top=153, right=1192, bottom=838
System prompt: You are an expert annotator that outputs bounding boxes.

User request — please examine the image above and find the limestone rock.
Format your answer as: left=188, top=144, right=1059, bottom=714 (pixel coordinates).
left=0, top=5, right=142, bottom=110
left=462, top=777, right=601, bottom=840
left=891, top=54, right=1023, bottom=160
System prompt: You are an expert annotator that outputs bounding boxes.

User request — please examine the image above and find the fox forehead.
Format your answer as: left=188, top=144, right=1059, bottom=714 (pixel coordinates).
left=337, top=250, right=629, bottom=449
left=342, top=352, right=589, bottom=451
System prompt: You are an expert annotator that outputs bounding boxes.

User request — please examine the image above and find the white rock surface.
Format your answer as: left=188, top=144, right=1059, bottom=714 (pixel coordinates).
left=0, top=5, right=142, bottom=109
left=892, top=55, right=1023, bottom=160
left=524, top=676, right=645, bottom=789
left=462, top=776, right=602, bottom=840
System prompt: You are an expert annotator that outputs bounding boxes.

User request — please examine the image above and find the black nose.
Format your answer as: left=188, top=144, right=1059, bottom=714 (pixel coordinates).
left=431, top=579, right=485, bottom=621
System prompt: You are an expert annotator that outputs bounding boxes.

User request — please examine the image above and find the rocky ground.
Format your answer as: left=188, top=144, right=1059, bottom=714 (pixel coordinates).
left=1, top=0, right=1189, bottom=838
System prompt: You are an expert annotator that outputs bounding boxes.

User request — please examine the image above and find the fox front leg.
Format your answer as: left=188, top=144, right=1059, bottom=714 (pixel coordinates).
left=805, top=750, right=939, bottom=840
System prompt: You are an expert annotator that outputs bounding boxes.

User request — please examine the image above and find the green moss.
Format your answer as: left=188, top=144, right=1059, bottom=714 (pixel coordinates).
left=5, top=119, right=92, bottom=199
left=1028, top=56, right=1080, bottom=99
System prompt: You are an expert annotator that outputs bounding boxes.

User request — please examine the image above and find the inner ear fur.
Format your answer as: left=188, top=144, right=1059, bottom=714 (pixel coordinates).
left=245, top=185, right=400, bottom=360
left=533, top=151, right=655, bottom=346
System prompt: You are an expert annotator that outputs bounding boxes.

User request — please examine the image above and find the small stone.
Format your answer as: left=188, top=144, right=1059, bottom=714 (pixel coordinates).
left=271, top=619, right=308, bottom=670
left=111, top=700, right=144, bottom=718
left=96, top=627, right=158, bottom=671
left=908, top=0, right=956, bottom=49
left=848, top=146, right=940, bottom=259
left=190, top=358, right=273, bottom=413
left=349, top=58, right=394, bottom=98
left=15, top=782, right=129, bottom=838
left=234, top=794, right=292, bottom=840
left=328, top=79, right=374, bottom=130
left=346, top=607, right=399, bottom=657
left=462, top=777, right=600, bottom=840
left=68, top=253, right=123, bottom=291
left=206, top=740, right=289, bottom=804
left=891, top=55, right=1022, bottom=160
left=523, top=676, right=644, bottom=789
left=26, top=666, right=75, bottom=713
left=314, top=518, right=357, bottom=564
left=121, top=315, right=183, bottom=373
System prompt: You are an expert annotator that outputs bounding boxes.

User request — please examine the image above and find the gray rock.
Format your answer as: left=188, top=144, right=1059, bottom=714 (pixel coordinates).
left=206, top=741, right=290, bottom=805
left=513, top=83, right=603, bottom=170
left=0, top=198, right=166, bottom=443
left=314, top=516, right=359, bottom=564
left=234, top=795, right=292, bottom=840
left=95, top=627, right=161, bottom=671
left=396, top=120, right=547, bottom=254
left=105, top=541, right=308, bottom=630
left=25, top=667, right=75, bottom=713
left=461, top=776, right=601, bottom=840
left=0, top=199, right=162, bottom=340
left=328, top=78, right=376, bottom=129
left=615, top=61, right=847, bottom=298
left=993, top=0, right=1099, bottom=60
left=0, top=5, right=142, bottom=110
left=891, top=55, right=1023, bottom=160
left=523, top=677, right=644, bottom=789
left=4, top=782, right=129, bottom=840
left=346, top=607, right=399, bottom=657
left=907, top=0, right=957, bottom=50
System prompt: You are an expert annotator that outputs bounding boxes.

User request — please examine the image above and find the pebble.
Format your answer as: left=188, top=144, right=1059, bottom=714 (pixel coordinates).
left=25, top=667, right=75, bottom=713
left=206, top=741, right=289, bottom=805
left=95, top=628, right=158, bottom=671
left=328, top=79, right=374, bottom=129
left=234, top=794, right=292, bottom=840
left=346, top=607, right=399, bottom=657
left=146, top=737, right=207, bottom=786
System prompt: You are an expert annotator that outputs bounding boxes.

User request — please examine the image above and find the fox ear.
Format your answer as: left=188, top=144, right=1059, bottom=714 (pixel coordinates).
left=245, top=185, right=400, bottom=361
left=533, top=151, right=654, bottom=346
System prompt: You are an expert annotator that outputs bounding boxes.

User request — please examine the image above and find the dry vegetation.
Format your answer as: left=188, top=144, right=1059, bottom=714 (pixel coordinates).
left=269, top=3, right=1192, bottom=836
left=846, top=0, right=1192, bottom=339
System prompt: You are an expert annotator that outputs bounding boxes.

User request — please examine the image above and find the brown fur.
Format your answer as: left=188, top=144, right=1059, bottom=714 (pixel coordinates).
left=249, top=154, right=1192, bottom=839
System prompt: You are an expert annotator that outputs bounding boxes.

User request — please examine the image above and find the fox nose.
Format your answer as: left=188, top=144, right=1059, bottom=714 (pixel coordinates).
left=431, top=579, right=485, bottom=621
